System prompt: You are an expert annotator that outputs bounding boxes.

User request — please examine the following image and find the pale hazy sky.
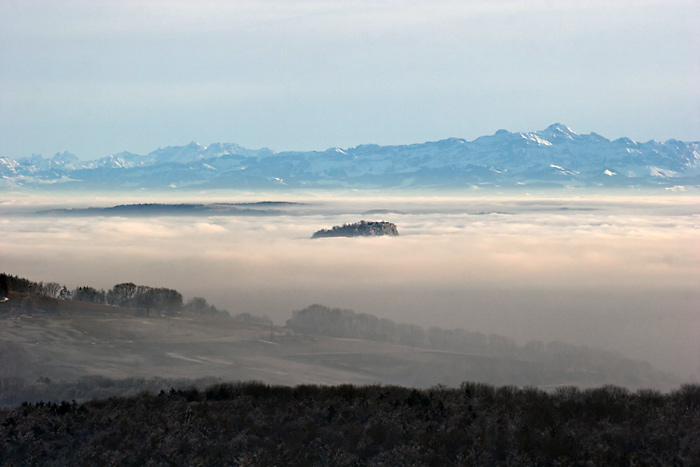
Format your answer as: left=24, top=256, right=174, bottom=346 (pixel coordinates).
left=1, top=0, right=698, bottom=159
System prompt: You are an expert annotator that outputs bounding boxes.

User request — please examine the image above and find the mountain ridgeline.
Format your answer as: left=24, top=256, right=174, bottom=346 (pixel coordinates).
left=2, top=124, right=698, bottom=190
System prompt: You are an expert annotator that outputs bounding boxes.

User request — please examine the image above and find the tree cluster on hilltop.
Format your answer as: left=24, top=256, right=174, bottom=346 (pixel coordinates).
left=1, top=381, right=698, bottom=465
left=1, top=274, right=70, bottom=301
left=312, top=220, right=399, bottom=238
left=182, top=296, right=230, bottom=318
left=0, top=273, right=228, bottom=318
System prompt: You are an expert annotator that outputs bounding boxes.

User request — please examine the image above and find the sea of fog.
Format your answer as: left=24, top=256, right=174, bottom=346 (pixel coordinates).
left=1, top=193, right=698, bottom=381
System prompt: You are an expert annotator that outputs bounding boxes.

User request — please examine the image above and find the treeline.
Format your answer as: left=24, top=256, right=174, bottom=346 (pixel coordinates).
left=1, top=381, right=698, bottom=465
left=0, top=375, right=221, bottom=408
left=286, top=305, right=672, bottom=387
left=181, top=296, right=230, bottom=318
left=0, top=273, right=71, bottom=300
left=286, top=304, right=579, bottom=359
left=0, top=273, right=227, bottom=318
left=288, top=304, right=430, bottom=347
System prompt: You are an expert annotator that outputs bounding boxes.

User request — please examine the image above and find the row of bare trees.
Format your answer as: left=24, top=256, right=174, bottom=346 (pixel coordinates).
left=2, top=273, right=185, bottom=317
left=0, top=274, right=70, bottom=300
left=2, top=272, right=234, bottom=318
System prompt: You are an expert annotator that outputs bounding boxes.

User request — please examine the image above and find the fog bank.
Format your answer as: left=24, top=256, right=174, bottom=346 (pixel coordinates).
left=1, top=195, right=698, bottom=380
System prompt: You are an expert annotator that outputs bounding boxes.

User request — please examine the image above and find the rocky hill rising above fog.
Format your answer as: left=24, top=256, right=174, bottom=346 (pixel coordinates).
left=1, top=124, right=698, bottom=191
left=312, top=221, right=399, bottom=238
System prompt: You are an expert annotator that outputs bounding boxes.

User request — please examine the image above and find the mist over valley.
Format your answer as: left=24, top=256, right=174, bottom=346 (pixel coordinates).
left=2, top=194, right=698, bottom=391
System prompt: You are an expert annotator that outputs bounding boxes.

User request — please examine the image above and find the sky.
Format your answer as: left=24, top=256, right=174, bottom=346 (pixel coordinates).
left=0, top=0, right=699, bottom=160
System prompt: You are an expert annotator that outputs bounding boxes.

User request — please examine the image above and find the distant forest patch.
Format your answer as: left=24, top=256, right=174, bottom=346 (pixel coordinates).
left=35, top=201, right=302, bottom=217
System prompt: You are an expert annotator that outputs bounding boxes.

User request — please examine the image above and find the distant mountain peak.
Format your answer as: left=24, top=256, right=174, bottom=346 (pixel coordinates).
left=2, top=126, right=698, bottom=191
left=545, top=122, right=574, bottom=132
left=51, top=151, right=78, bottom=163
left=540, top=123, right=577, bottom=138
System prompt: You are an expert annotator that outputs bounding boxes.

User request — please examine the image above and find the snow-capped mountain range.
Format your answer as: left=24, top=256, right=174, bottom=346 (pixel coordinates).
left=2, top=124, right=698, bottom=191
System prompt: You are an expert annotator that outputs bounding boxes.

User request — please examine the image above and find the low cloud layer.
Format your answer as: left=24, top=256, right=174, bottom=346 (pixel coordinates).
left=2, top=195, right=698, bottom=379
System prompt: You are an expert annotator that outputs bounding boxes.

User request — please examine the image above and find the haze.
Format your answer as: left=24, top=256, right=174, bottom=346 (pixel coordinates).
left=2, top=193, right=698, bottom=381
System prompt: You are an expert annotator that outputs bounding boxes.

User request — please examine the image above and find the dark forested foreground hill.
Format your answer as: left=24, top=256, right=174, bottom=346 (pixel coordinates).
left=1, top=382, right=698, bottom=466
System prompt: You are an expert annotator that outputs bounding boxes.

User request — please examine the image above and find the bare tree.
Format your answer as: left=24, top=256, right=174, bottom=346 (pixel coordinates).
left=43, top=282, right=62, bottom=299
